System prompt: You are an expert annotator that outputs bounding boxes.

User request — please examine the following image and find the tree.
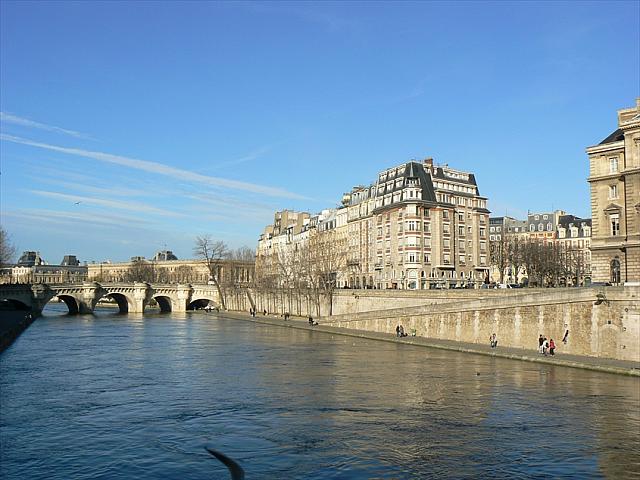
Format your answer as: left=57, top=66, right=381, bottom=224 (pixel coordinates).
left=229, top=246, right=255, bottom=262
left=125, top=259, right=156, bottom=282
left=0, top=227, right=17, bottom=269
left=304, top=230, right=347, bottom=316
left=194, top=235, right=229, bottom=309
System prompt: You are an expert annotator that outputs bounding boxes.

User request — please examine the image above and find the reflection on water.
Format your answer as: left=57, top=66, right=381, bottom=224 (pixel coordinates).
left=0, top=304, right=638, bottom=479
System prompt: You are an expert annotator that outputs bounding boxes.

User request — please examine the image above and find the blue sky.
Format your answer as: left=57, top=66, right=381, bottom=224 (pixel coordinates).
left=1, top=1, right=638, bottom=263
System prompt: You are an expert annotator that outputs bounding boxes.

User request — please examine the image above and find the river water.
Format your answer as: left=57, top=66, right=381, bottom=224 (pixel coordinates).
left=1, top=305, right=639, bottom=479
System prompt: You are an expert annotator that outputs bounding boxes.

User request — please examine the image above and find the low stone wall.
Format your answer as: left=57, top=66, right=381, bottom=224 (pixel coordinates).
left=321, top=287, right=640, bottom=362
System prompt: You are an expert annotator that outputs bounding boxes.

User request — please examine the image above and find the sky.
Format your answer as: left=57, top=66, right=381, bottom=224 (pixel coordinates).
left=1, top=1, right=638, bottom=264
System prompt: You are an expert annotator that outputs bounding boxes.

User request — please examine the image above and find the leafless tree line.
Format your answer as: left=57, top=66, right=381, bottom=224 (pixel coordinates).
left=490, top=234, right=590, bottom=287
left=255, top=231, right=347, bottom=316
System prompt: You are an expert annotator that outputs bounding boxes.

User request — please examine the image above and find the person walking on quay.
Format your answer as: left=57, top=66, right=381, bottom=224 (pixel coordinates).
left=396, top=324, right=401, bottom=337
left=562, top=329, right=569, bottom=345
left=538, top=334, right=544, bottom=354
left=490, top=333, right=498, bottom=348
left=542, top=337, right=549, bottom=356
left=549, top=338, right=556, bottom=356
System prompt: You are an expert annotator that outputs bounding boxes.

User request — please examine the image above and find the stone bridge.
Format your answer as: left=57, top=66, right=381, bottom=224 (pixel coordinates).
left=0, top=282, right=221, bottom=315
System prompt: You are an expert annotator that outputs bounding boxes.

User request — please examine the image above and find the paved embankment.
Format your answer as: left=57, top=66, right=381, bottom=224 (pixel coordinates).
left=221, top=311, right=640, bottom=377
left=0, top=310, right=37, bottom=353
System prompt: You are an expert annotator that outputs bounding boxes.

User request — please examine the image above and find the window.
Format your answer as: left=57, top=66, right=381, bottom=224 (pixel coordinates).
left=423, top=222, right=430, bottom=233
left=444, top=254, right=450, bottom=264
left=443, top=210, right=449, bottom=219
left=443, top=223, right=450, bottom=233
left=538, top=224, right=544, bottom=232
left=424, top=253, right=431, bottom=263
left=547, top=222, right=552, bottom=231
left=530, top=224, right=535, bottom=232
left=609, top=184, right=618, bottom=199
left=444, top=238, right=450, bottom=248
left=459, top=254, right=466, bottom=264
left=408, top=253, right=417, bottom=263
left=609, top=157, right=618, bottom=173
left=480, top=255, right=486, bottom=265
left=611, top=214, right=620, bottom=236
left=479, top=227, right=486, bottom=237
left=459, top=226, right=465, bottom=235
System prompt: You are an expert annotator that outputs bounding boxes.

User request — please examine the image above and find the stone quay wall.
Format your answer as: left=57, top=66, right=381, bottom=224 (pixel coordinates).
left=224, top=286, right=639, bottom=362
left=322, top=287, right=640, bottom=363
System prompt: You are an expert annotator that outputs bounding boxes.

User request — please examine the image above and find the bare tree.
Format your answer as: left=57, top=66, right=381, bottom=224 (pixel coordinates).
left=194, top=235, right=229, bottom=309
left=229, top=246, right=255, bottom=262
left=304, top=230, right=347, bottom=316
left=125, top=259, right=156, bottom=282
left=0, top=227, right=17, bottom=269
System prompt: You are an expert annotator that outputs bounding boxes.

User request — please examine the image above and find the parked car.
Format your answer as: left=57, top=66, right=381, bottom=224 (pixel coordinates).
left=508, top=283, right=522, bottom=289
left=588, top=282, right=612, bottom=287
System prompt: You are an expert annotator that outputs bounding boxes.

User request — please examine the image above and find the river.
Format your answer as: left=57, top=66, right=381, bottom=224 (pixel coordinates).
left=1, top=304, right=639, bottom=479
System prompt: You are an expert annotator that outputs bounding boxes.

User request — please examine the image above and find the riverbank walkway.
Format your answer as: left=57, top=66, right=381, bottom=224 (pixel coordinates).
left=223, top=311, right=640, bottom=377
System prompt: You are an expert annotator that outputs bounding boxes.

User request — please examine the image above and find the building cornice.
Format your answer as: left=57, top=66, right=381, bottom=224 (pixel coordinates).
left=585, top=141, right=624, bottom=155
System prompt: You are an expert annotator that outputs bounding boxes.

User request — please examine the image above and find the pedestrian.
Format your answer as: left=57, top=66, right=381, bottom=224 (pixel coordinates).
left=543, top=338, right=549, bottom=356
left=396, top=324, right=401, bottom=337
left=308, top=316, right=314, bottom=325
left=263, top=309, right=267, bottom=316
left=490, top=333, right=497, bottom=348
left=538, top=334, right=544, bottom=354
left=562, top=329, right=569, bottom=344
left=549, top=338, right=556, bottom=356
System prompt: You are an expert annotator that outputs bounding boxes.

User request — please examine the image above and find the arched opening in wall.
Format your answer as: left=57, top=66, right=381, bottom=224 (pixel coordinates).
left=153, top=296, right=172, bottom=313
left=0, top=298, right=30, bottom=311
left=188, top=298, right=216, bottom=311
left=99, top=293, right=129, bottom=314
left=50, top=295, right=79, bottom=315
left=610, top=258, right=621, bottom=284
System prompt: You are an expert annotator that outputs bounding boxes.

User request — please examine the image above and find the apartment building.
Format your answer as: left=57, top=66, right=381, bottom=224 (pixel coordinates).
left=586, top=99, right=640, bottom=285
left=258, top=157, right=491, bottom=290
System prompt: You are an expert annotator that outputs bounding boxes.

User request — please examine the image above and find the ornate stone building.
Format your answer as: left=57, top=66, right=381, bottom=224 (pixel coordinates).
left=87, top=258, right=254, bottom=285
left=258, top=157, right=490, bottom=290
left=586, top=99, right=640, bottom=285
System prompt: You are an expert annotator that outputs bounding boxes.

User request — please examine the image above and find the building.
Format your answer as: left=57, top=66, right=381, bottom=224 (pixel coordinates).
left=9, top=253, right=88, bottom=284
left=87, top=258, right=254, bottom=285
left=152, top=250, right=178, bottom=261
left=17, top=251, right=45, bottom=266
left=555, top=215, right=592, bottom=286
left=489, top=216, right=527, bottom=241
left=257, top=157, right=491, bottom=290
left=586, top=99, right=640, bottom=285
left=526, top=210, right=566, bottom=243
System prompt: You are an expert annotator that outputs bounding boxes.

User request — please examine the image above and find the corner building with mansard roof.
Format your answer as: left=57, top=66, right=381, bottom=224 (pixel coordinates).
left=343, top=157, right=490, bottom=289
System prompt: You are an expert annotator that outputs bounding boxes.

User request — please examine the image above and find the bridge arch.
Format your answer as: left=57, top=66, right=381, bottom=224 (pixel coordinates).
left=0, top=298, right=30, bottom=311
left=97, top=292, right=132, bottom=314
left=187, top=297, right=219, bottom=311
left=54, top=295, right=80, bottom=315
left=152, top=295, right=172, bottom=313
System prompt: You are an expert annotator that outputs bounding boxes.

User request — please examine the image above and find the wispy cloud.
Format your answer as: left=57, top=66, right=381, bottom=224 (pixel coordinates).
left=27, top=190, right=185, bottom=217
left=208, top=144, right=273, bottom=170
left=1, top=134, right=308, bottom=200
left=0, top=112, right=92, bottom=140
left=3, top=208, right=156, bottom=228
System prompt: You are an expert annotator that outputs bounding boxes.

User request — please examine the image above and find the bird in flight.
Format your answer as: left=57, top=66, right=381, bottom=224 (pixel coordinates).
left=74, top=201, right=81, bottom=205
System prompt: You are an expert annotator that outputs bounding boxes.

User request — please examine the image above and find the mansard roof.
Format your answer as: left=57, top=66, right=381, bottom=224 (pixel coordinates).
left=599, top=128, right=624, bottom=145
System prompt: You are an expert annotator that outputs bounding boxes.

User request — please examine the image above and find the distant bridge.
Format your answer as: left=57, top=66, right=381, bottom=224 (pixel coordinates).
left=0, top=282, right=221, bottom=315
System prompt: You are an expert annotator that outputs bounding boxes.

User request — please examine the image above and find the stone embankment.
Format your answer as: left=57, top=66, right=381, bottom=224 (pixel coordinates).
left=222, top=311, right=640, bottom=377
left=0, top=309, right=37, bottom=353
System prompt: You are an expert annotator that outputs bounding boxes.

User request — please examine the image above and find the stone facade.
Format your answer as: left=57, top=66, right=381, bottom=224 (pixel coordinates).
left=257, top=158, right=491, bottom=290
left=87, top=258, right=254, bottom=285
left=587, top=99, right=640, bottom=285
